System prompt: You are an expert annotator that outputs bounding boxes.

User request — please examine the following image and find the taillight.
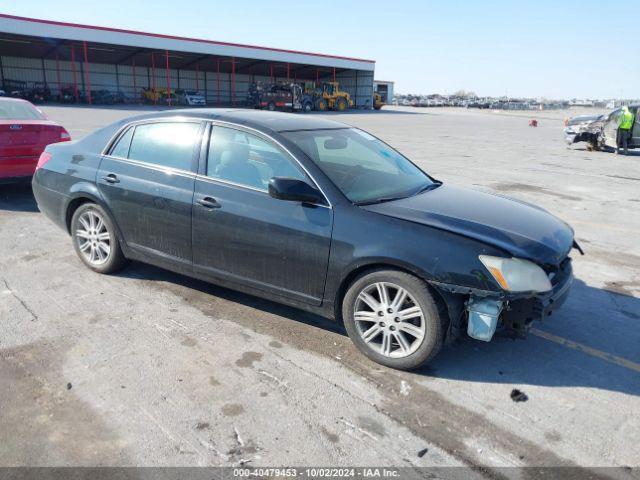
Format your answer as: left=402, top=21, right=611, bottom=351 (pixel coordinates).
left=36, top=152, right=52, bottom=171
left=60, top=129, right=71, bottom=141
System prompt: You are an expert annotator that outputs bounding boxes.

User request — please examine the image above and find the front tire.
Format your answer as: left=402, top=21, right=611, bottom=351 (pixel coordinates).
left=342, top=269, right=444, bottom=370
left=71, top=203, right=128, bottom=274
left=315, top=98, right=328, bottom=111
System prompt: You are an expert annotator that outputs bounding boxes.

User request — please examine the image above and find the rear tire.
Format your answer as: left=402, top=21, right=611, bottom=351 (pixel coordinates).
left=71, top=203, right=128, bottom=274
left=342, top=269, right=443, bottom=370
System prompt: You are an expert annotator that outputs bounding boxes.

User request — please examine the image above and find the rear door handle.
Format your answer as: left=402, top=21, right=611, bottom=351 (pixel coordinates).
left=197, top=197, right=221, bottom=209
left=102, top=173, right=120, bottom=184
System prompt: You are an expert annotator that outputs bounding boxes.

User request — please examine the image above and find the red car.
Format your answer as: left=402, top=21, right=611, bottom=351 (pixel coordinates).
left=0, top=98, right=70, bottom=182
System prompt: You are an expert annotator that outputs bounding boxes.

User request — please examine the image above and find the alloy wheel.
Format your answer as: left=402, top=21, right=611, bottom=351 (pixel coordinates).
left=353, top=282, right=425, bottom=358
left=75, top=210, right=111, bottom=266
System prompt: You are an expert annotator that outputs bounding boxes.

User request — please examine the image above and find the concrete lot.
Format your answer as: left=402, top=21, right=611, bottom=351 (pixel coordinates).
left=1, top=105, right=639, bottom=472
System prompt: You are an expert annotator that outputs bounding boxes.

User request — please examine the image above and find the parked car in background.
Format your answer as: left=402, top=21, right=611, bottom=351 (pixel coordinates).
left=0, top=97, right=70, bottom=182
left=564, top=105, right=639, bottom=152
left=91, top=89, right=128, bottom=105
left=3, top=80, right=51, bottom=103
left=58, top=85, right=80, bottom=103
left=175, top=89, right=206, bottom=106
left=32, top=110, right=578, bottom=370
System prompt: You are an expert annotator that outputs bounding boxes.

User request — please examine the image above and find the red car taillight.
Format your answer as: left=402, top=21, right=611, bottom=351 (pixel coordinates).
left=60, top=129, right=71, bottom=141
left=36, top=152, right=52, bottom=171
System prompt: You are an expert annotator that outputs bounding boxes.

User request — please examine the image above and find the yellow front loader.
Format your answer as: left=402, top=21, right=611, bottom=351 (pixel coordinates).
left=373, top=92, right=384, bottom=110
left=306, top=82, right=354, bottom=111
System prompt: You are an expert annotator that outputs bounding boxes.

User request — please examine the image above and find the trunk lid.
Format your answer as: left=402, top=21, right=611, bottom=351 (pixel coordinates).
left=0, top=120, right=63, bottom=158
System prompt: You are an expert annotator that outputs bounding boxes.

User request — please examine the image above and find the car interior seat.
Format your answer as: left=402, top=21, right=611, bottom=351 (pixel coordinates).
left=215, top=142, right=263, bottom=189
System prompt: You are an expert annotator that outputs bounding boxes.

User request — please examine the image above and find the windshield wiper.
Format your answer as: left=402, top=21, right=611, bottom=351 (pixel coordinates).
left=354, top=196, right=408, bottom=206
left=354, top=181, right=443, bottom=206
left=412, top=180, right=443, bottom=196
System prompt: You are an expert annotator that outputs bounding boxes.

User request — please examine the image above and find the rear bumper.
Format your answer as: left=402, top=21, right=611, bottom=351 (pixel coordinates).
left=31, top=170, right=70, bottom=231
left=0, top=156, right=38, bottom=179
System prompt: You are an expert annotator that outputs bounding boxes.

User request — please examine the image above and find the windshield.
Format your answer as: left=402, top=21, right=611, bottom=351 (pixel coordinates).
left=282, top=128, right=434, bottom=204
left=0, top=100, right=46, bottom=120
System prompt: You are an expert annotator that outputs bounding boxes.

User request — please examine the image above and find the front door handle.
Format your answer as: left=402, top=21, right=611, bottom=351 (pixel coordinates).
left=102, top=173, right=120, bottom=184
left=197, top=197, right=221, bottom=209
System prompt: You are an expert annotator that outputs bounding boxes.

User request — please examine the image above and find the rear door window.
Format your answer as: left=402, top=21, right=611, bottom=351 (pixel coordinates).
left=127, top=122, right=201, bottom=171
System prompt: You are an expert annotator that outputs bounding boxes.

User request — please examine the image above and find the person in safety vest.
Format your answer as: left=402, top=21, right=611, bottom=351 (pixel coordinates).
left=616, top=105, right=635, bottom=155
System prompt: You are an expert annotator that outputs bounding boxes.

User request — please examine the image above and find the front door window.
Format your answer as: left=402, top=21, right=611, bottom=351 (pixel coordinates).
left=206, top=125, right=309, bottom=190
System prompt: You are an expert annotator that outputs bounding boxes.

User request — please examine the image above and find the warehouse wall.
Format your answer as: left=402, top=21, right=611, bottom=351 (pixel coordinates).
left=336, top=69, right=374, bottom=109
left=0, top=55, right=374, bottom=108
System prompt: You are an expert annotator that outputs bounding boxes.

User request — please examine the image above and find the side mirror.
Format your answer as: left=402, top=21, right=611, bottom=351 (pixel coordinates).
left=268, top=177, right=323, bottom=204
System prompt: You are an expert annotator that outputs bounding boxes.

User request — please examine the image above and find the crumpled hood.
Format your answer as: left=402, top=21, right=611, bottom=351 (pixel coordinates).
left=362, top=184, right=574, bottom=265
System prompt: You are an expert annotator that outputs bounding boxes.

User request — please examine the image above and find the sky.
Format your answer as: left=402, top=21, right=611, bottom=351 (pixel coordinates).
left=1, top=0, right=638, bottom=98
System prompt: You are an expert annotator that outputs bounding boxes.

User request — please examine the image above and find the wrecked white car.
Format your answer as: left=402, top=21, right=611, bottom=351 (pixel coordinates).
left=564, top=114, right=605, bottom=150
left=565, top=105, right=640, bottom=151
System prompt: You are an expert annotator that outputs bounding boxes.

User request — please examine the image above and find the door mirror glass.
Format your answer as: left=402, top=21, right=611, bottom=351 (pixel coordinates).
left=268, top=177, right=323, bottom=204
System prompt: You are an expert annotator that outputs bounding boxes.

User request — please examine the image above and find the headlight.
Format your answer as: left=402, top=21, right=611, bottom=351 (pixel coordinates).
left=479, top=255, right=552, bottom=293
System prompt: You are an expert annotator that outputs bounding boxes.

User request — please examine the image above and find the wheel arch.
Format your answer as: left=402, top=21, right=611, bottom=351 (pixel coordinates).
left=64, top=187, right=125, bottom=246
left=332, top=260, right=452, bottom=330
left=64, top=183, right=103, bottom=232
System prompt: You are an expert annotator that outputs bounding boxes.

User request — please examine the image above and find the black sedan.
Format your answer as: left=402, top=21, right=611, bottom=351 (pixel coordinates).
left=32, top=110, right=577, bottom=370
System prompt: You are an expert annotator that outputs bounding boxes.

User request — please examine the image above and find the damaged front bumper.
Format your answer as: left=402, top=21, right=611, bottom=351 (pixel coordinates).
left=499, top=258, right=573, bottom=338
left=564, top=129, right=578, bottom=145
left=435, top=257, right=574, bottom=342
left=564, top=123, right=603, bottom=146
left=565, top=130, right=599, bottom=146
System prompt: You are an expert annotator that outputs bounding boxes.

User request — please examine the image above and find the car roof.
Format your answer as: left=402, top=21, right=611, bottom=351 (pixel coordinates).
left=123, top=108, right=349, bottom=133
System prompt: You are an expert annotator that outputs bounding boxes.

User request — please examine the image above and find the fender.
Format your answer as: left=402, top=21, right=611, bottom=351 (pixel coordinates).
left=340, top=255, right=433, bottom=286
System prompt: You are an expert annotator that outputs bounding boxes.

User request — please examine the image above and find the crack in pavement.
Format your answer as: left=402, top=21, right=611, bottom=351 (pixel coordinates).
left=2, top=277, right=38, bottom=321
